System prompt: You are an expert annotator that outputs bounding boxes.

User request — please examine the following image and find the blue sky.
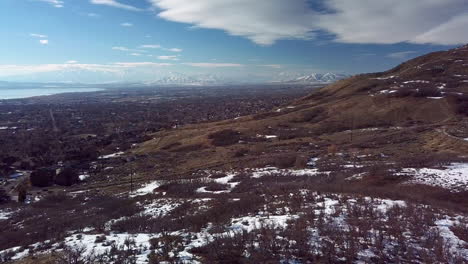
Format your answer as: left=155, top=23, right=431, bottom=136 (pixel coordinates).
left=0, top=0, right=467, bottom=83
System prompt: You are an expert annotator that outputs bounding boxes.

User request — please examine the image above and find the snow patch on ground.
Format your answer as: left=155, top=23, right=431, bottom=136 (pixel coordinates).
left=373, top=75, right=396, bottom=80
left=79, top=173, right=90, bottom=181
left=196, top=172, right=240, bottom=194
left=130, top=181, right=160, bottom=197
left=256, top=134, right=278, bottom=139
left=250, top=167, right=326, bottom=178
left=140, top=199, right=181, bottom=217
left=196, top=186, right=230, bottom=194
left=435, top=217, right=468, bottom=259
left=0, top=210, right=13, bottom=220
left=64, top=233, right=153, bottom=263
left=374, top=199, right=407, bottom=212
left=229, top=215, right=298, bottom=232
left=98, top=151, right=124, bottom=159
left=403, top=80, right=430, bottom=84
left=399, top=163, right=468, bottom=192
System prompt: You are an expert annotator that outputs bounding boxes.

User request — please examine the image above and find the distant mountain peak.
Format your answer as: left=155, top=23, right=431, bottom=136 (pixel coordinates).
left=280, top=72, right=350, bottom=84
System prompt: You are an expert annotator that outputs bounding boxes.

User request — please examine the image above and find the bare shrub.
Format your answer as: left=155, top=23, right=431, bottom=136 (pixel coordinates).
left=149, top=233, right=184, bottom=262
left=0, top=189, right=11, bottom=204
left=204, top=182, right=230, bottom=192
left=256, top=154, right=297, bottom=169
left=191, top=231, right=250, bottom=263
left=451, top=94, right=468, bottom=116
left=55, top=245, right=95, bottom=264
left=414, top=86, right=442, bottom=97
left=208, top=172, right=227, bottom=179
left=292, top=108, right=325, bottom=123
left=208, top=129, right=241, bottom=146
left=233, top=148, right=249, bottom=157
left=156, top=180, right=205, bottom=197
left=450, top=220, right=468, bottom=243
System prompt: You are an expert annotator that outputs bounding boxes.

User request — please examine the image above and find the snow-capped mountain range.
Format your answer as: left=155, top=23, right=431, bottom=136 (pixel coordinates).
left=279, top=72, right=350, bottom=84
left=2, top=67, right=349, bottom=86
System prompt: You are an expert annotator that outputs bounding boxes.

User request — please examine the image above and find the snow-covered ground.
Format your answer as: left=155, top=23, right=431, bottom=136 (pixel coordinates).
left=98, top=151, right=124, bottom=159
left=194, top=167, right=328, bottom=194
left=196, top=172, right=240, bottom=194
left=78, top=173, right=90, bottom=181
left=250, top=167, right=326, bottom=178
left=140, top=198, right=181, bottom=216
left=0, top=209, right=13, bottom=220
left=130, top=181, right=161, bottom=197
left=399, top=163, right=468, bottom=192
left=64, top=233, right=153, bottom=263
left=256, top=134, right=278, bottom=139
left=2, top=193, right=466, bottom=263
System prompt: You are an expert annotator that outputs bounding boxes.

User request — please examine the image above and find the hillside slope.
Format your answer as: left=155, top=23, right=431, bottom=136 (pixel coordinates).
left=2, top=46, right=468, bottom=264
left=134, top=45, right=468, bottom=175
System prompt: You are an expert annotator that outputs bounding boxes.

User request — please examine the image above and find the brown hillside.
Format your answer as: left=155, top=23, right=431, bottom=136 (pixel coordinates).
left=133, top=45, right=468, bottom=175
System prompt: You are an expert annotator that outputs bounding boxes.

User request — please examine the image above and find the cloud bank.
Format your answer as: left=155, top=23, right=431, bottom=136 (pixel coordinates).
left=0, top=62, right=172, bottom=78
left=149, top=0, right=468, bottom=45
left=149, top=0, right=318, bottom=45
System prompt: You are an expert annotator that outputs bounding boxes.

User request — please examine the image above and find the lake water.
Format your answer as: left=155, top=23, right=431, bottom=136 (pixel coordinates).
left=0, top=88, right=104, bottom=100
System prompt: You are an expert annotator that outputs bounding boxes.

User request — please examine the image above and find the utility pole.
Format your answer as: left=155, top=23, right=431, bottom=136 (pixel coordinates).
left=129, top=157, right=136, bottom=195
left=130, top=171, right=134, bottom=194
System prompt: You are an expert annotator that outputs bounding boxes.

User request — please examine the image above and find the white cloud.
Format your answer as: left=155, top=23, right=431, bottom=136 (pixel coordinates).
left=318, top=0, right=468, bottom=45
left=39, top=39, right=49, bottom=45
left=112, top=46, right=130, bottom=51
left=37, top=0, right=63, bottom=8
left=113, top=62, right=172, bottom=67
left=30, top=33, right=47, bottom=38
left=149, top=0, right=318, bottom=45
left=149, top=0, right=468, bottom=45
left=120, top=22, right=133, bottom=27
left=182, top=63, right=243, bottom=68
left=87, top=13, right=100, bottom=17
left=140, top=45, right=183, bottom=53
left=66, top=60, right=78, bottom=64
left=412, top=12, right=468, bottom=45
left=130, top=53, right=142, bottom=56
left=139, top=44, right=161, bottom=49
left=0, top=64, right=117, bottom=77
left=387, top=51, right=417, bottom=59
left=157, top=55, right=180, bottom=61
left=260, top=64, right=282, bottom=69
left=167, top=48, right=182, bottom=52
left=90, top=0, right=141, bottom=11
left=0, top=62, right=172, bottom=77
left=112, top=46, right=145, bottom=53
